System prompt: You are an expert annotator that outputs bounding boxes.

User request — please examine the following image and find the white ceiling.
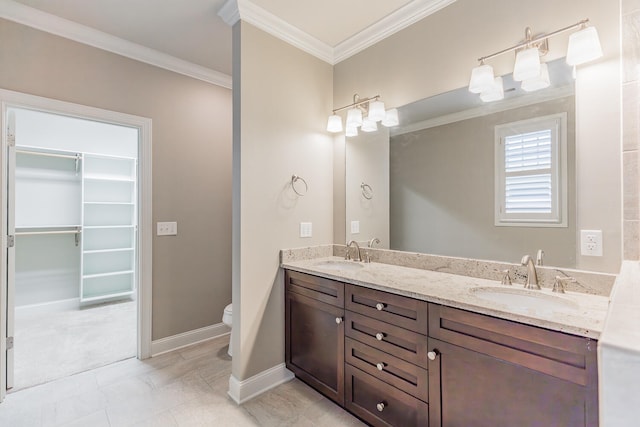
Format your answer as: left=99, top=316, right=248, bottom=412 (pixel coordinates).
left=5, top=0, right=453, bottom=82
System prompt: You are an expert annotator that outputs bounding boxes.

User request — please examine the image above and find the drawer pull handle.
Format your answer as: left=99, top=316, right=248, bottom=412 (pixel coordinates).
left=376, top=362, right=386, bottom=371
left=427, top=350, right=439, bottom=361
left=335, top=317, right=343, bottom=324
left=376, top=402, right=386, bottom=412
left=375, top=332, right=385, bottom=341
left=376, top=303, right=386, bottom=311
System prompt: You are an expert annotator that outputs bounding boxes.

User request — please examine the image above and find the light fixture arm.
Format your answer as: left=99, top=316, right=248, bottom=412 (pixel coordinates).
left=477, top=18, right=590, bottom=63
left=332, top=94, right=381, bottom=114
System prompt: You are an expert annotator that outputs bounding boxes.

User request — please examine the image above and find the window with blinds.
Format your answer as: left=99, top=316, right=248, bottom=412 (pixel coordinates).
left=495, top=113, right=567, bottom=227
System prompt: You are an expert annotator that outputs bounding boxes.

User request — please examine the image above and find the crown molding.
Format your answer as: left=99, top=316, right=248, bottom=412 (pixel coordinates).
left=0, top=0, right=232, bottom=89
left=218, top=0, right=456, bottom=65
left=333, top=0, right=457, bottom=63
left=219, top=0, right=333, bottom=63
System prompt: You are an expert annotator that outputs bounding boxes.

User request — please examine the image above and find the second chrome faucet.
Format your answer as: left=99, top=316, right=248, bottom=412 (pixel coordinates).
left=520, top=254, right=541, bottom=290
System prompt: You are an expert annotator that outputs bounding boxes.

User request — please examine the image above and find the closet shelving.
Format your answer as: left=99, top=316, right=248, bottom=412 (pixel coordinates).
left=14, top=146, right=138, bottom=305
left=81, top=154, right=137, bottom=302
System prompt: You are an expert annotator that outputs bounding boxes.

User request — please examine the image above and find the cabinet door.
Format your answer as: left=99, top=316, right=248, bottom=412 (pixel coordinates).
left=428, top=338, right=590, bottom=427
left=285, top=290, right=344, bottom=405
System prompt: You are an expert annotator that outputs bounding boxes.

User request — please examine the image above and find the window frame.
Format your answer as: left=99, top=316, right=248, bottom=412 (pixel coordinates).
left=494, top=112, right=568, bottom=227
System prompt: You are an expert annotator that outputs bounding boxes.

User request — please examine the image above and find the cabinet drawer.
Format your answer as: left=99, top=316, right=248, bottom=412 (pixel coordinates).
left=428, top=303, right=597, bottom=387
left=346, top=284, right=427, bottom=334
left=345, top=364, right=429, bottom=427
left=346, top=337, right=428, bottom=402
left=346, top=311, right=427, bottom=366
left=285, top=270, right=344, bottom=307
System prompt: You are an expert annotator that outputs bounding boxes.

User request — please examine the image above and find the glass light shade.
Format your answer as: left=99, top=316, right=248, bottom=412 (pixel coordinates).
left=381, top=108, right=399, bottom=127
left=468, top=64, right=495, bottom=93
left=521, top=62, right=551, bottom=92
left=566, top=26, right=603, bottom=66
left=368, top=100, right=386, bottom=122
left=326, top=114, right=343, bottom=133
left=513, top=47, right=541, bottom=82
left=361, top=118, right=378, bottom=132
left=480, top=77, right=504, bottom=102
left=345, top=125, right=358, bottom=137
left=346, top=108, right=363, bottom=128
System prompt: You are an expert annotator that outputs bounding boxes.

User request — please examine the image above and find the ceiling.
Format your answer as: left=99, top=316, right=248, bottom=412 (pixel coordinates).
left=5, top=0, right=452, bottom=81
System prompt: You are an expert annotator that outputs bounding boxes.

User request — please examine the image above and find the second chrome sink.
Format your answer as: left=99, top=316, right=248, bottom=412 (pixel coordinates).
left=471, top=286, right=579, bottom=312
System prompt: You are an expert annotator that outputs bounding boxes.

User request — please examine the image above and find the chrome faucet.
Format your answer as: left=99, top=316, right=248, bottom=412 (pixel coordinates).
left=536, top=249, right=544, bottom=266
left=345, top=240, right=362, bottom=262
left=368, top=237, right=380, bottom=248
left=520, top=255, right=541, bottom=290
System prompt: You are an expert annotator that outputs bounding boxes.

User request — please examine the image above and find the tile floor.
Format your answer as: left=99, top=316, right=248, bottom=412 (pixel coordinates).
left=0, top=335, right=366, bottom=426
left=14, top=300, right=137, bottom=390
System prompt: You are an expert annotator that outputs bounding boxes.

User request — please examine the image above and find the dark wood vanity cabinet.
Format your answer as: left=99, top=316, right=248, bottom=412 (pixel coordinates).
left=285, top=270, right=345, bottom=405
left=427, top=303, right=599, bottom=427
left=284, top=270, right=599, bottom=427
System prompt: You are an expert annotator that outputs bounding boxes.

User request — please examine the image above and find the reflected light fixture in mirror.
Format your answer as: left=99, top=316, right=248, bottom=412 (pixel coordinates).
left=468, top=18, right=602, bottom=103
left=327, top=93, right=398, bottom=136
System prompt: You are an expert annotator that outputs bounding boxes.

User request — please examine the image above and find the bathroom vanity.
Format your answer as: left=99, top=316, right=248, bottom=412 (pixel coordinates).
left=283, top=250, right=609, bottom=427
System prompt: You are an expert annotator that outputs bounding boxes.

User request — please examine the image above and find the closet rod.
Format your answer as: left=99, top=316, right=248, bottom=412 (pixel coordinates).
left=16, top=228, right=82, bottom=246
left=15, top=149, right=80, bottom=160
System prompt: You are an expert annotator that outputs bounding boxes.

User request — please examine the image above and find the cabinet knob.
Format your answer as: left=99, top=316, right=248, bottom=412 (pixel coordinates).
left=376, top=402, right=386, bottom=412
left=427, top=350, right=439, bottom=361
left=376, top=303, right=385, bottom=311
left=335, top=317, right=343, bottom=324
left=375, top=332, right=385, bottom=341
left=376, top=362, right=386, bottom=371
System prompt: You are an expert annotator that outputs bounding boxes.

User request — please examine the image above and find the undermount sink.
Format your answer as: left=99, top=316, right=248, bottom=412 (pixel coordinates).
left=313, top=260, right=365, bottom=271
left=471, top=286, right=579, bottom=312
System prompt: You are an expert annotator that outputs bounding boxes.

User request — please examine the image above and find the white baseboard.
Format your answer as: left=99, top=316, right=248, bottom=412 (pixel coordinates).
left=15, top=297, right=80, bottom=316
left=150, top=322, right=230, bottom=356
left=228, top=363, right=295, bottom=404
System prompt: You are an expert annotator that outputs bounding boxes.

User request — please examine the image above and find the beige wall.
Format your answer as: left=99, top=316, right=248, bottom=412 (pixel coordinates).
left=0, top=19, right=233, bottom=339
left=390, top=96, right=576, bottom=266
left=345, top=129, right=390, bottom=248
left=234, top=22, right=334, bottom=380
left=334, top=0, right=622, bottom=273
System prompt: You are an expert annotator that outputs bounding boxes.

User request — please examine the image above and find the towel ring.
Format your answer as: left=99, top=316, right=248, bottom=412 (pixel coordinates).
left=361, top=182, right=373, bottom=200
left=291, top=175, right=308, bottom=196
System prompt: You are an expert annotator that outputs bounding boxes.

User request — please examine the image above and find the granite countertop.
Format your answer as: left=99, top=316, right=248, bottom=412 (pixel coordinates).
left=282, top=255, right=611, bottom=339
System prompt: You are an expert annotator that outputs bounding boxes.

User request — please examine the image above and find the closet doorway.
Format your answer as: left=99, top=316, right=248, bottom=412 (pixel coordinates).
left=0, top=91, right=152, bottom=400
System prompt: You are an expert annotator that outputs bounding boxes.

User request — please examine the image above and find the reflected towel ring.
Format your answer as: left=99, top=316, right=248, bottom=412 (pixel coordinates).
left=291, top=175, right=308, bottom=196
left=361, top=182, right=373, bottom=200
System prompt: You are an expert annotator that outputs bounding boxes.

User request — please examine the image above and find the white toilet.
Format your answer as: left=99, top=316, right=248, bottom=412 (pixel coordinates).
left=222, top=303, right=233, bottom=357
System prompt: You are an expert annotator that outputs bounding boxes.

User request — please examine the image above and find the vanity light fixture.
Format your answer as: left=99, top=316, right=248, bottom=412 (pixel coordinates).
left=469, top=18, right=602, bottom=102
left=326, top=94, right=398, bottom=136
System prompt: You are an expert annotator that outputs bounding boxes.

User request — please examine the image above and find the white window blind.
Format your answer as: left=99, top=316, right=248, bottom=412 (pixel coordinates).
left=495, top=114, right=567, bottom=227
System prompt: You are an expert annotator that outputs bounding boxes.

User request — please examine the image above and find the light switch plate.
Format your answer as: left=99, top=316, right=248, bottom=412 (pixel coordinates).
left=351, top=220, right=360, bottom=234
left=157, top=221, right=178, bottom=236
left=300, top=222, right=312, bottom=238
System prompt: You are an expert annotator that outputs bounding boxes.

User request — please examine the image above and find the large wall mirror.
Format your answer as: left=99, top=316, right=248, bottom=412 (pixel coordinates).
left=345, top=58, right=585, bottom=269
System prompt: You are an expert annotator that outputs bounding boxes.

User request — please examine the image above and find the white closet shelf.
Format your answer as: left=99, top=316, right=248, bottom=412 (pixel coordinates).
left=81, top=290, right=134, bottom=302
left=83, top=248, right=134, bottom=254
left=83, top=270, right=134, bottom=280
left=83, top=225, right=136, bottom=230
left=84, top=202, right=134, bottom=206
left=16, top=225, right=81, bottom=229
left=84, top=176, right=135, bottom=182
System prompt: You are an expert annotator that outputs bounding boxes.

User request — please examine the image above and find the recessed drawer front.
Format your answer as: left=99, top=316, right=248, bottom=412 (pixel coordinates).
left=346, top=311, right=427, bottom=366
left=285, top=270, right=344, bottom=308
left=346, top=284, right=428, bottom=334
left=346, top=337, right=428, bottom=403
left=346, top=364, right=429, bottom=427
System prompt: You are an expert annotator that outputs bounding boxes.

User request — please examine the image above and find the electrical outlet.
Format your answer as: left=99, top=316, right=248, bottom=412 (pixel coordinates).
left=300, top=222, right=312, bottom=238
left=580, top=230, right=603, bottom=256
left=351, top=220, right=360, bottom=234
left=157, top=221, right=178, bottom=236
